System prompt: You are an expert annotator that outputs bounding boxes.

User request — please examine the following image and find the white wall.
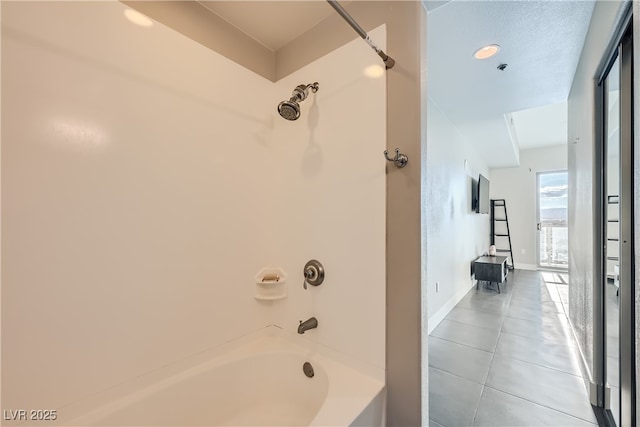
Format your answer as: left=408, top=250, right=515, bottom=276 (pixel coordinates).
left=1, top=1, right=386, bottom=419
left=490, top=145, right=568, bottom=270
left=425, top=98, right=490, bottom=332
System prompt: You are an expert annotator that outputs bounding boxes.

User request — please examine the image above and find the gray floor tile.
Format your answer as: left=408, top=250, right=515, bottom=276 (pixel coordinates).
left=429, top=419, right=445, bottom=427
left=509, top=298, right=564, bottom=314
left=474, top=387, right=596, bottom=426
left=545, top=300, right=566, bottom=312
left=511, top=284, right=544, bottom=293
left=539, top=271, right=569, bottom=284
left=558, top=285, right=570, bottom=304
left=510, top=278, right=544, bottom=287
left=444, top=307, right=505, bottom=331
left=429, top=367, right=483, bottom=427
left=429, top=270, right=596, bottom=426
left=495, top=332, right=582, bottom=376
left=431, top=319, right=501, bottom=352
left=486, top=354, right=597, bottom=423
left=545, top=284, right=564, bottom=303
left=501, top=315, right=575, bottom=346
left=429, top=336, right=494, bottom=384
left=506, top=302, right=569, bottom=323
left=508, top=278, right=543, bottom=288
left=456, top=292, right=512, bottom=315
left=510, top=270, right=540, bottom=279
left=477, top=275, right=516, bottom=290
left=512, top=278, right=555, bottom=289
left=474, top=280, right=514, bottom=295
left=510, top=287, right=557, bottom=303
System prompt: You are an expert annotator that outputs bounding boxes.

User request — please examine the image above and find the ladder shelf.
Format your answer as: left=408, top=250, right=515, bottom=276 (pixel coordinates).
left=490, top=199, right=514, bottom=270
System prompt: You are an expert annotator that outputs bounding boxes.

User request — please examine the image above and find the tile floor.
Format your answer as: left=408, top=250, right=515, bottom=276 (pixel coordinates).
left=429, top=269, right=598, bottom=426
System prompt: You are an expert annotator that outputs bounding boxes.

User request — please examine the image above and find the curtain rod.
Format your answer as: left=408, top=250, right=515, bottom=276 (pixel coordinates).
left=326, top=0, right=395, bottom=69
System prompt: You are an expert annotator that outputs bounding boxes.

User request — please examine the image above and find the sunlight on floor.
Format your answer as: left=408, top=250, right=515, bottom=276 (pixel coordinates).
left=428, top=269, right=596, bottom=426
left=541, top=271, right=569, bottom=284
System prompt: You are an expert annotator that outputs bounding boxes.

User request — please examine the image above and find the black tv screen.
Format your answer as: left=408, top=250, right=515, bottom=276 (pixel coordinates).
left=477, top=174, right=490, bottom=214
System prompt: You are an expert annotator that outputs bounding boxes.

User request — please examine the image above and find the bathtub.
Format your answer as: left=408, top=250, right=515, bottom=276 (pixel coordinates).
left=54, top=327, right=385, bottom=426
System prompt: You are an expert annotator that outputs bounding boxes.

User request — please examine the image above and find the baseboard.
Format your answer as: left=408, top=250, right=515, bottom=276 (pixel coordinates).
left=427, top=280, right=475, bottom=334
left=514, top=263, right=537, bottom=271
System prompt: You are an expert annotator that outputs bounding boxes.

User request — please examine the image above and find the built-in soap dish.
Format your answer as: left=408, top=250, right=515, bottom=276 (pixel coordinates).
left=254, top=268, right=287, bottom=300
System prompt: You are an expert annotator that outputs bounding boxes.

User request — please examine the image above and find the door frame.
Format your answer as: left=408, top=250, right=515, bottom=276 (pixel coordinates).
left=593, top=5, right=635, bottom=425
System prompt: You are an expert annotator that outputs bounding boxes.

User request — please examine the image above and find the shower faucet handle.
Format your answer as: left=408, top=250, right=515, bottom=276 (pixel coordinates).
left=302, top=267, right=315, bottom=290
left=302, top=259, right=325, bottom=290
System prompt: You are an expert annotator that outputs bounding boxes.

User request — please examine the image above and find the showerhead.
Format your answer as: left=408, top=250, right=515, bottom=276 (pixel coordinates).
left=278, top=101, right=300, bottom=121
left=278, top=82, right=319, bottom=121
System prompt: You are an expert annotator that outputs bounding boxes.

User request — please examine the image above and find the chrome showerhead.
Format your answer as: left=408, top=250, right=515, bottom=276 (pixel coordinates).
left=278, top=100, right=301, bottom=121
left=278, top=82, right=319, bottom=121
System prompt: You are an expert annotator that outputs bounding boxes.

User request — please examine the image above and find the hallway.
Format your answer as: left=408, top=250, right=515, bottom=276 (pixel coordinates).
left=428, top=270, right=598, bottom=426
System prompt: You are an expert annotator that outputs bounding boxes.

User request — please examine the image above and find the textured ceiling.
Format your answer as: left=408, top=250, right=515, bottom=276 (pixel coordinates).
left=427, top=0, right=595, bottom=168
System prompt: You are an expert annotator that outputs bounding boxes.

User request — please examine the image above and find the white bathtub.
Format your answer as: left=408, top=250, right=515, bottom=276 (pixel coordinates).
left=55, top=327, right=385, bottom=426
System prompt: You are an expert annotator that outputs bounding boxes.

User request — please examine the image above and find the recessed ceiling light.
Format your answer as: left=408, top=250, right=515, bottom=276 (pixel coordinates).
left=124, top=9, right=153, bottom=27
left=473, top=44, right=500, bottom=60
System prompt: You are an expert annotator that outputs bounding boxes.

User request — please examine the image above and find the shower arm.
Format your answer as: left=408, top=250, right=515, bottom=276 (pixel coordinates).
left=326, top=0, right=395, bottom=69
left=291, top=83, right=319, bottom=101
left=302, top=82, right=319, bottom=93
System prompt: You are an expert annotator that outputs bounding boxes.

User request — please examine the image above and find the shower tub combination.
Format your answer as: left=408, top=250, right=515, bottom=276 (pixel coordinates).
left=53, top=327, right=385, bottom=427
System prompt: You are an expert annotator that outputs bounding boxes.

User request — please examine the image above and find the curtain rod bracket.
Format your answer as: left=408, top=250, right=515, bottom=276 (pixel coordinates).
left=326, top=0, right=395, bottom=69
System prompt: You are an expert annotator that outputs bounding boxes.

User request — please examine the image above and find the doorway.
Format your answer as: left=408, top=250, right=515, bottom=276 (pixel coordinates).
left=537, top=171, right=569, bottom=270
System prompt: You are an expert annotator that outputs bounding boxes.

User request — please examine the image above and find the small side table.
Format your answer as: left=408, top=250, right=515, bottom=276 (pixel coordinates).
left=474, top=255, right=508, bottom=293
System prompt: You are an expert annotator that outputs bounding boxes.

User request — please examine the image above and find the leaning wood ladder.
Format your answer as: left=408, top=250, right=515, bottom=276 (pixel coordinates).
left=490, top=199, right=514, bottom=270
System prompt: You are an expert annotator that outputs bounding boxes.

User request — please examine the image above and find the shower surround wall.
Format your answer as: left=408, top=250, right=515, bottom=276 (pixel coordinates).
left=270, top=29, right=386, bottom=372
left=1, top=1, right=386, bottom=418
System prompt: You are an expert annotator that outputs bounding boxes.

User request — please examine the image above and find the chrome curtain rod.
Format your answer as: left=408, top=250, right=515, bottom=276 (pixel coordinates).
left=325, top=0, right=395, bottom=69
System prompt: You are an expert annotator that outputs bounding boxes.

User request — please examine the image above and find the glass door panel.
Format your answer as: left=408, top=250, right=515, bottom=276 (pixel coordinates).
left=537, top=171, right=568, bottom=270
left=604, top=54, right=620, bottom=426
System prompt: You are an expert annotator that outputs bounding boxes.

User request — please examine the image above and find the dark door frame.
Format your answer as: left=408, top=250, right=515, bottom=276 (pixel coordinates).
left=593, top=5, right=635, bottom=426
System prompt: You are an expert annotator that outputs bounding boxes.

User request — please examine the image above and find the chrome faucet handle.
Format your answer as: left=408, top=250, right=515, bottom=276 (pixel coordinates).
left=302, top=260, right=324, bottom=290
left=302, top=268, right=315, bottom=290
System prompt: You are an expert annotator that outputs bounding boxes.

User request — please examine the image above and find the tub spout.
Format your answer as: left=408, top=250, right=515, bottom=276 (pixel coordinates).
left=298, top=317, right=318, bottom=334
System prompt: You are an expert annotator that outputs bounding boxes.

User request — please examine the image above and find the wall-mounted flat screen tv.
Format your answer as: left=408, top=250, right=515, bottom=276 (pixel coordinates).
left=477, top=174, right=490, bottom=214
